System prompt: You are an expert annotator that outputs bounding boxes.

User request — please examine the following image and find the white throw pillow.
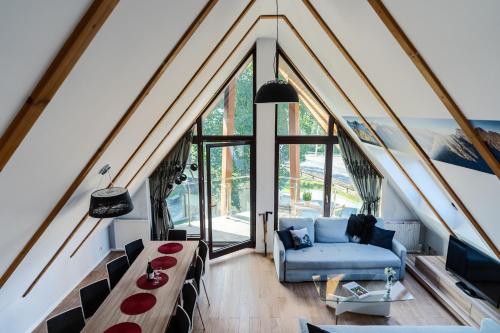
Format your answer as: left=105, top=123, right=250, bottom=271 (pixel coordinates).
left=290, top=228, right=313, bottom=249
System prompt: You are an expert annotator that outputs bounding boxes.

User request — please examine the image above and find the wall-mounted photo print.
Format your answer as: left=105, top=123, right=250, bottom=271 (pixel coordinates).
left=401, top=118, right=499, bottom=175
left=344, top=116, right=412, bottom=153
left=343, top=116, right=380, bottom=147
left=345, top=116, right=499, bottom=175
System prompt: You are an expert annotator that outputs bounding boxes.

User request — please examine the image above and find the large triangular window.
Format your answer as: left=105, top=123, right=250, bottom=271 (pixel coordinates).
left=276, top=56, right=330, bottom=136
left=275, top=52, right=363, bottom=223
left=162, top=50, right=256, bottom=258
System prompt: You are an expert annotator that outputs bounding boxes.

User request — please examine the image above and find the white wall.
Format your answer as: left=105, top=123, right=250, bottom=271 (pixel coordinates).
left=0, top=225, right=111, bottom=333
left=255, top=38, right=276, bottom=253
left=380, top=179, right=416, bottom=220
left=120, top=180, right=151, bottom=220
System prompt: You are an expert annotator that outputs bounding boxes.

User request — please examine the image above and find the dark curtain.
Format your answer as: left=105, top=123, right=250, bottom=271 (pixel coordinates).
left=149, top=130, right=193, bottom=240
left=337, top=126, right=382, bottom=216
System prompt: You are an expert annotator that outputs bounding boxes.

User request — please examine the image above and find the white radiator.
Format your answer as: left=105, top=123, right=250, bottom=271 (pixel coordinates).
left=383, top=220, right=421, bottom=253
left=112, top=219, right=150, bottom=250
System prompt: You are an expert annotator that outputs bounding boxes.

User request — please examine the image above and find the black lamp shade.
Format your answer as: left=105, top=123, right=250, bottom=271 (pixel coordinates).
left=89, top=187, right=134, bottom=218
left=254, top=80, right=299, bottom=104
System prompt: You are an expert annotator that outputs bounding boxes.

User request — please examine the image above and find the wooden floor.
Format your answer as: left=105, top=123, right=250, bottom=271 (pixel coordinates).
left=33, top=249, right=460, bottom=333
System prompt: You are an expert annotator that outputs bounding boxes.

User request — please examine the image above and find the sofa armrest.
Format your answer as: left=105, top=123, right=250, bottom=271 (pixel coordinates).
left=392, top=239, right=407, bottom=279
left=273, top=231, right=286, bottom=282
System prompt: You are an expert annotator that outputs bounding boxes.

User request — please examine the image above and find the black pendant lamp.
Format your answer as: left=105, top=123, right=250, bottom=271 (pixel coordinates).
left=89, top=164, right=134, bottom=218
left=255, top=0, right=298, bottom=104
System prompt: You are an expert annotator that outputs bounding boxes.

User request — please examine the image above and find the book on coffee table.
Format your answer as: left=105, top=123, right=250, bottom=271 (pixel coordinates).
left=342, top=282, right=370, bottom=299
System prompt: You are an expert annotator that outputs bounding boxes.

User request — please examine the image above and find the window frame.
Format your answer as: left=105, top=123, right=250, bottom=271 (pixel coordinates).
left=274, top=50, right=342, bottom=229
left=185, top=47, right=257, bottom=253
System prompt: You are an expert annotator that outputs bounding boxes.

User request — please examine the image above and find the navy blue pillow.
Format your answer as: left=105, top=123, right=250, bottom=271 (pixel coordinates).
left=369, top=226, right=395, bottom=250
left=277, top=226, right=294, bottom=249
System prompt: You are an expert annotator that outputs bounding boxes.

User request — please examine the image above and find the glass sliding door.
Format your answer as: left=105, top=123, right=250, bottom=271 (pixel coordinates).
left=206, top=141, right=255, bottom=258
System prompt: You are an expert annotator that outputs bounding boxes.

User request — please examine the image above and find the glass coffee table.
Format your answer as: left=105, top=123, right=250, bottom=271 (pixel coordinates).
left=313, top=274, right=414, bottom=323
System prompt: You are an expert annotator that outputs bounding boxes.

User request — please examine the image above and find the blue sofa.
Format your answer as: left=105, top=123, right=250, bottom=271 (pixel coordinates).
left=298, top=318, right=498, bottom=333
left=273, top=217, right=407, bottom=282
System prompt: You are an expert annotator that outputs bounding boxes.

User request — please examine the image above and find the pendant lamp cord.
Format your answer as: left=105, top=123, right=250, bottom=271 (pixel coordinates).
left=94, top=168, right=115, bottom=192
left=273, top=0, right=279, bottom=79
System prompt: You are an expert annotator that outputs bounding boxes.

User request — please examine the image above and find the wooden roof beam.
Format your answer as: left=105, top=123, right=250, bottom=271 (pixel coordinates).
left=0, top=0, right=119, bottom=172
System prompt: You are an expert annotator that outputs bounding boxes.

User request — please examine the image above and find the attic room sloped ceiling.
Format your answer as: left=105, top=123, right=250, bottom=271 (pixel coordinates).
left=0, top=1, right=499, bottom=331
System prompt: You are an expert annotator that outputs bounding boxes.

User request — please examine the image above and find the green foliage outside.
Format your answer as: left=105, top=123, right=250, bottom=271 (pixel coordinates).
left=276, top=101, right=326, bottom=137
left=201, top=61, right=254, bottom=215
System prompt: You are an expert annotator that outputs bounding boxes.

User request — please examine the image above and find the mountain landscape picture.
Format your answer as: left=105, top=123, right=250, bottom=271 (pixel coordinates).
left=345, top=116, right=500, bottom=175
left=402, top=118, right=499, bottom=174
left=344, top=116, right=413, bottom=153
left=343, top=116, right=380, bottom=146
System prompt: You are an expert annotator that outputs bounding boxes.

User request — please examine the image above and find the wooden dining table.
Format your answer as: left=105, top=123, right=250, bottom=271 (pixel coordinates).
left=83, top=240, right=198, bottom=333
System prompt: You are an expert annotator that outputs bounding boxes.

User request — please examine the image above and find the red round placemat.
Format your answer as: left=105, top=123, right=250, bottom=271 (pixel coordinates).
left=158, top=242, right=183, bottom=254
left=104, top=322, right=141, bottom=333
left=120, top=293, right=156, bottom=315
left=136, top=272, right=168, bottom=290
left=151, top=256, right=177, bottom=270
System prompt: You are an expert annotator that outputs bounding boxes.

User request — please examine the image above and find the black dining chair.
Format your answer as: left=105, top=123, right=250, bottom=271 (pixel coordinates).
left=197, top=240, right=210, bottom=305
left=46, top=306, right=85, bottom=333
left=79, top=279, right=110, bottom=318
left=193, top=255, right=207, bottom=329
left=106, top=255, right=129, bottom=290
left=124, top=238, right=144, bottom=265
left=167, top=229, right=187, bottom=241
left=182, top=281, right=204, bottom=331
left=193, top=255, right=203, bottom=295
left=166, top=305, right=191, bottom=333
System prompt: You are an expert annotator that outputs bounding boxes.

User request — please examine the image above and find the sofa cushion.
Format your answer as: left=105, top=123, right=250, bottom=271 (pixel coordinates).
left=315, top=218, right=349, bottom=243
left=286, top=243, right=401, bottom=270
left=279, top=218, right=315, bottom=243
left=369, top=226, right=395, bottom=250
left=291, top=228, right=313, bottom=249
left=277, top=226, right=295, bottom=249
